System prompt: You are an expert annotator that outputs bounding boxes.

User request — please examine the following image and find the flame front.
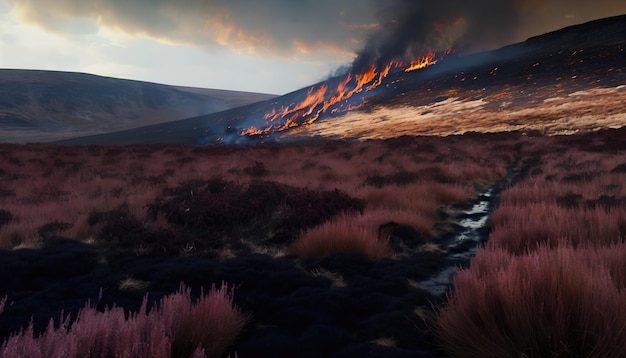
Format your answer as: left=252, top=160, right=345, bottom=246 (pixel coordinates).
left=242, top=50, right=449, bottom=137
left=404, top=52, right=437, bottom=72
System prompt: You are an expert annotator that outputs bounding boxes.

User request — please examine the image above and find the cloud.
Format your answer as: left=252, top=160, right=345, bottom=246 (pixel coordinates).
left=6, top=0, right=380, bottom=62
left=4, top=0, right=626, bottom=75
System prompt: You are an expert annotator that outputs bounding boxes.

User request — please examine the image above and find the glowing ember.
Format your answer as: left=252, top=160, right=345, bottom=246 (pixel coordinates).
left=242, top=50, right=450, bottom=137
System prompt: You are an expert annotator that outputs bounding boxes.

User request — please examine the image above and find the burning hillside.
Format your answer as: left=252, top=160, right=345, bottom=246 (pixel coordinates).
left=54, top=15, right=626, bottom=146
left=240, top=51, right=447, bottom=136
left=231, top=15, right=626, bottom=143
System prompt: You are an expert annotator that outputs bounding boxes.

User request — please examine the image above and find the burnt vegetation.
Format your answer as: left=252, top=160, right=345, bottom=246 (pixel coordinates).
left=145, top=178, right=364, bottom=255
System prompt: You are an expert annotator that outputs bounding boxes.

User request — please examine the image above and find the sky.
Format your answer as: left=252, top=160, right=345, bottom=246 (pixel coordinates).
left=1, top=0, right=625, bottom=95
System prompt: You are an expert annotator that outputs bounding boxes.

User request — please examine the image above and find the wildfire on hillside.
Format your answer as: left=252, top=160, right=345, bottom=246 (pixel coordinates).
left=404, top=52, right=438, bottom=72
left=240, top=50, right=450, bottom=137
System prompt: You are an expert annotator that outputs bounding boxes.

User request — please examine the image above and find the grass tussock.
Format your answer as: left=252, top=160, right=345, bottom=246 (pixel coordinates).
left=0, top=283, right=247, bottom=358
left=289, top=214, right=390, bottom=260
left=489, top=201, right=626, bottom=253
left=437, top=140, right=626, bottom=357
left=437, top=244, right=626, bottom=358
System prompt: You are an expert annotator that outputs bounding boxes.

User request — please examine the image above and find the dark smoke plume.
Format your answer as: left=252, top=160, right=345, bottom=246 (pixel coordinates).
left=352, top=0, right=519, bottom=70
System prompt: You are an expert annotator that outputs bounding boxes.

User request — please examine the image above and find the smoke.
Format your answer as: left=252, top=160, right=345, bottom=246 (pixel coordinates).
left=5, top=0, right=378, bottom=63
left=6, top=0, right=626, bottom=72
left=352, top=0, right=519, bottom=70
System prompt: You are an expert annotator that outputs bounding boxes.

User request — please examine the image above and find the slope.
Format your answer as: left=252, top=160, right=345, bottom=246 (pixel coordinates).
left=0, top=70, right=276, bottom=143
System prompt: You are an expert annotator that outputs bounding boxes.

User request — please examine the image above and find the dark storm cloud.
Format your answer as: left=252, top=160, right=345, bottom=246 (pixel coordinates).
left=7, top=0, right=626, bottom=65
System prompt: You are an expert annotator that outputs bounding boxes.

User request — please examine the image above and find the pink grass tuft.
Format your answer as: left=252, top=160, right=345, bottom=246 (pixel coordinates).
left=289, top=215, right=390, bottom=260
left=437, top=244, right=626, bottom=358
left=0, top=283, right=248, bottom=358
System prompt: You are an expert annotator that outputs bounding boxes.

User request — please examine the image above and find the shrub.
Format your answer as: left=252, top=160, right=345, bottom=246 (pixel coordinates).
left=29, top=183, right=69, bottom=202
left=243, top=161, right=269, bottom=177
left=301, top=159, right=317, bottom=170
left=289, top=215, right=390, bottom=260
left=610, top=162, right=626, bottom=174
left=0, top=295, right=6, bottom=315
left=0, top=283, right=248, bottom=358
left=436, top=245, right=626, bottom=358
left=88, top=207, right=181, bottom=254
left=89, top=208, right=147, bottom=245
left=359, top=207, right=434, bottom=237
left=170, top=284, right=249, bottom=357
left=149, top=178, right=364, bottom=243
left=0, top=210, right=12, bottom=228
left=363, top=170, right=419, bottom=188
left=37, top=221, right=73, bottom=241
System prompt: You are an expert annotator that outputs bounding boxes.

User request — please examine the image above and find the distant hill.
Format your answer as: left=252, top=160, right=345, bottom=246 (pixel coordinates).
left=174, top=86, right=276, bottom=108
left=0, top=70, right=276, bottom=143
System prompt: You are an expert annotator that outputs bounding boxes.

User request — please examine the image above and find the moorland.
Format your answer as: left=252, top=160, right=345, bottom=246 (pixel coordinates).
left=2, top=13, right=626, bottom=358
left=1, top=126, right=625, bottom=357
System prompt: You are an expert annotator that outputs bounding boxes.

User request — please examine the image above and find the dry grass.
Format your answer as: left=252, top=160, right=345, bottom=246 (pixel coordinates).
left=286, top=85, right=626, bottom=139
left=371, top=337, right=398, bottom=348
left=117, top=277, right=152, bottom=292
left=289, top=214, right=390, bottom=260
left=309, top=267, right=347, bottom=288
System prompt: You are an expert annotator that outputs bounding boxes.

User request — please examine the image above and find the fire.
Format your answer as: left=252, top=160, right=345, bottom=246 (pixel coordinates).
left=242, top=49, right=450, bottom=137
left=241, top=127, right=267, bottom=136
left=264, top=85, right=328, bottom=122
left=404, top=51, right=437, bottom=72
left=350, top=65, right=377, bottom=95
left=368, top=61, right=396, bottom=90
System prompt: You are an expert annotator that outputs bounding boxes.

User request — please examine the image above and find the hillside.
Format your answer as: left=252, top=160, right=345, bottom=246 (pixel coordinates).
left=0, top=70, right=276, bottom=143
left=56, top=15, right=626, bottom=146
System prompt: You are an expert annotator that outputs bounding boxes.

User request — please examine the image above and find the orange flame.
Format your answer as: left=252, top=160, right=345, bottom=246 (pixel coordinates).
left=242, top=50, right=449, bottom=136
left=404, top=51, right=438, bottom=72
left=241, top=127, right=267, bottom=136
left=264, top=85, right=328, bottom=122
left=368, top=61, right=396, bottom=90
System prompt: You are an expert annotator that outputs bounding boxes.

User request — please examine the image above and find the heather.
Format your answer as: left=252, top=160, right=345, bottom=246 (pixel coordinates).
left=437, top=129, right=626, bottom=357
left=4, top=128, right=626, bottom=356
left=437, top=245, right=626, bottom=358
left=0, top=284, right=247, bottom=358
left=0, top=133, right=510, bottom=356
left=0, top=137, right=505, bottom=250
